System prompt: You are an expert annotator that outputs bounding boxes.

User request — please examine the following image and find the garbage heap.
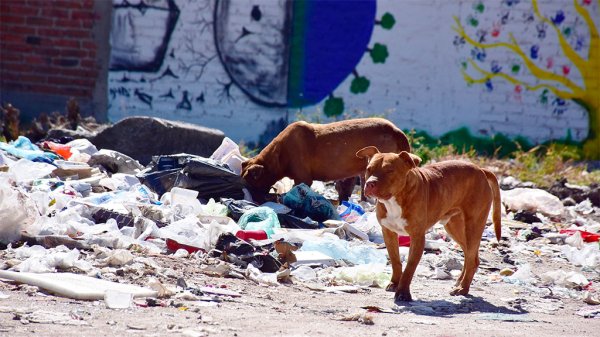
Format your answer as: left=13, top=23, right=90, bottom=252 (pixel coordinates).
left=0, top=135, right=599, bottom=316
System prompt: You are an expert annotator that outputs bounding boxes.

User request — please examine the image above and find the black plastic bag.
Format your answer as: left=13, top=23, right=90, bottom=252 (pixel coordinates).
left=138, top=153, right=245, bottom=200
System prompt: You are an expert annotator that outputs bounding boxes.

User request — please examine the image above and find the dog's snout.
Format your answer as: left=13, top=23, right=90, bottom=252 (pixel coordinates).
left=364, top=177, right=378, bottom=197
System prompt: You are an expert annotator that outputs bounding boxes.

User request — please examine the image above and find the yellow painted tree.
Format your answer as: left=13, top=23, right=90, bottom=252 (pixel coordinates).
left=453, top=0, right=599, bottom=158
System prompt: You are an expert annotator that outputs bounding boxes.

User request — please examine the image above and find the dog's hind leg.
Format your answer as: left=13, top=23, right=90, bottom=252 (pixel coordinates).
left=449, top=213, right=487, bottom=296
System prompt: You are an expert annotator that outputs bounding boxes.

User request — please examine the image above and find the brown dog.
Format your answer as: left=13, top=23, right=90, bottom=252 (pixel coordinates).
left=241, top=118, right=410, bottom=202
left=356, top=147, right=501, bottom=302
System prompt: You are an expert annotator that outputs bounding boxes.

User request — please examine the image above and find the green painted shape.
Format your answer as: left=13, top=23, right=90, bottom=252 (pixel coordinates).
left=511, top=64, right=520, bottom=74
left=540, top=89, right=549, bottom=105
left=370, top=43, right=389, bottom=64
left=563, top=27, right=572, bottom=37
left=287, top=0, right=309, bottom=107
left=469, top=17, right=479, bottom=27
left=350, top=76, right=370, bottom=94
left=380, top=12, right=395, bottom=30
left=475, top=2, right=485, bottom=13
left=324, top=96, right=344, bottom=117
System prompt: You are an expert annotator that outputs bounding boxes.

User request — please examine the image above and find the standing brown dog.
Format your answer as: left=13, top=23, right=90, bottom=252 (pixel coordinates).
left=241, top=118, right=410, bottom=202
left=356, top=147, right=502, bottom=302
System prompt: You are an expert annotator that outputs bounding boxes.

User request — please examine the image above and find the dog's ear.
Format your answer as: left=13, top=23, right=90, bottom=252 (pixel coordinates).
left=356, top=146, right=380, bottom=161
left=399, top=151, right=421, bottom=168
left=247, top=164, right=264, bottom=180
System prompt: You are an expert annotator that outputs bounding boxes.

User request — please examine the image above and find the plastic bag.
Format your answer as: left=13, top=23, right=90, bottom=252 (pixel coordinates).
left=283, top=183, right=341, bottom=223
left=300, top=237, right=387, bottom=265
left=88, top=149, right=144, bottom=174
left=501, top=188, right=565, bottom=216
left=338, top=201, right=365, bottom=223
left=138, top=154, right=245, bottom=200
left=237, top=206, right=281, bottom=238
left=335, top=263, right=391, bottom=288
left=0, top=136, right=58, bottom=163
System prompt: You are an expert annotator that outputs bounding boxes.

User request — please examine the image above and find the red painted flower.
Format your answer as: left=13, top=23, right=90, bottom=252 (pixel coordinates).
left=562, top=65, right=571, bottom=75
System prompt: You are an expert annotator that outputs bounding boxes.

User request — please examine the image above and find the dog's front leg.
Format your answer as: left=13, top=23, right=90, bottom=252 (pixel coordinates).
left=381, top=226, right=402, bottom=292
left=395, top=233, right=425, bottom=302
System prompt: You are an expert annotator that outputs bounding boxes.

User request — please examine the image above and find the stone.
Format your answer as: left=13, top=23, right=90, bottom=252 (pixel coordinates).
left=90, top=117, right=225, bottom=165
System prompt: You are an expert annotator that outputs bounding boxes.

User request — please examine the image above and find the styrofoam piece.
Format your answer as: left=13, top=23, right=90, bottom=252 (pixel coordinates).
left=291, top=250, right=336, bottom=267
left=0, top=270, right=157, bottom=300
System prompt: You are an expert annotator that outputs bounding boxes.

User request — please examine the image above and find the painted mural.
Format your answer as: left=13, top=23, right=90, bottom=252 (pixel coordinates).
left=108, top=0, right=600, bottom=158
left=453, top=0, right=599, bottom=157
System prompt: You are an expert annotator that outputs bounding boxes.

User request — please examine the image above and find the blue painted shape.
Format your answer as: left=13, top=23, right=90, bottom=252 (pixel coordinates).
left=289, top=0, right=376, bottom=106
left=530, top=45, right=539, bottom=59
left=552, top=10, right=565, bottom=25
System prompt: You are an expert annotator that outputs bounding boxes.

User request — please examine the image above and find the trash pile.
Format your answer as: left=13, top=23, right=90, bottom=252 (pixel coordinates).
left=0, top=134, right=599, bottom=319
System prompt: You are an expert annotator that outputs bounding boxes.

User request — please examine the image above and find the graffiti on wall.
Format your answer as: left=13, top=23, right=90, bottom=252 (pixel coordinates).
left=108, top=0, right=395, bottom=123
left=108, top=1, right=599, bottom=158
left=110, top=0, right=180, bottom=72
left=215, top=0, right=394, bottom=116
left=453, top=0, right=600, bottom=157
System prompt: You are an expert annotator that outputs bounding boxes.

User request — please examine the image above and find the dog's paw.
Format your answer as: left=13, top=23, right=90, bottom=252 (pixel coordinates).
left=394, top=291, right=412, bottom=302
left=450, top=287, right=469, bottom=296
left=385, top=282, right=398, bottom=292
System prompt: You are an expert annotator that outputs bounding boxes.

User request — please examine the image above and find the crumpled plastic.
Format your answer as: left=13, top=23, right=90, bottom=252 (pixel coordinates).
left=540, top=270, right=589, bottom=289
left=300, top=236, right=387, bottom=265
left=11, top=245, right=92, bottom=273
left=501, top=188, right=565, bottom=216
left=334, top=263, right=391, bottom=288
left=0, top=136, right=59, bottom=163
left=238, top=206, right=281, bottom=238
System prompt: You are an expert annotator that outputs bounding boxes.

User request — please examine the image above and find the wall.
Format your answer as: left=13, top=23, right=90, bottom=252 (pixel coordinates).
left=0, top=0, right=111, bottom=122
left=107, top=0, right=600, bottom=156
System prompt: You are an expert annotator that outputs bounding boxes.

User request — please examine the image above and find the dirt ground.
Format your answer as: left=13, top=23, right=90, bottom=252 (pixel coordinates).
left=1, top=240, right=599, bottom=337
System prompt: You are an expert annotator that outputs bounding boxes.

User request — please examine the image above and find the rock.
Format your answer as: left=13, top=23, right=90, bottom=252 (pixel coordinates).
left=499, top=268, right=514, bottom=276
left=90, top=117, right=225, bottom=165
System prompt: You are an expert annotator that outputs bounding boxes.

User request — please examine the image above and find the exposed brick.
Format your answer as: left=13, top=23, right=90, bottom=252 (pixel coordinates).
left=26, top=16, right=53, bottom=26
left=42, top=7, right=70, bottom=19
left=24, top=54, right=51, bottom=65
left=70, top=10, right=94, bottom=21
left=60, top=29, right=91, bottom=39
left=81, top=41, right=96, bottom=50
left=33, top=47, right=61, bottom=58
left=0, top=42, right=33, bottom=54
left=54, top=0, right=83, bottom=9
left=0, top=62, right=35, bottom=73
left=0, top=15, right=25, bottom=25
left=4, top=5, right=40, bottom=16
left=1, top=34, right=25, bottom=44
left=59, top=48, right=87, bottom=58
left=59, top=19, right=83, bottom=29
left=25, top=36, right=42, bottom=45
left=1, top=25, right=36, bottom=35
left=52, top=39, right=81, bottom=49
left=53, top=58, right=79, bottom=67
left=0, top=53, right=22, bottom=63
left=80, top=59, right=96, bottom=68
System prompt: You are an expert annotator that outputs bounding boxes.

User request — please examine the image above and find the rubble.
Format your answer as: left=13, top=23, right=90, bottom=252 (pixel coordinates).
left=1, top=128, right=600, bottom=335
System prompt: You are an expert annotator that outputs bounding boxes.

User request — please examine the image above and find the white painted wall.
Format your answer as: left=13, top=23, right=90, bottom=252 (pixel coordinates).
left=109, top=0, right=598, bottom=145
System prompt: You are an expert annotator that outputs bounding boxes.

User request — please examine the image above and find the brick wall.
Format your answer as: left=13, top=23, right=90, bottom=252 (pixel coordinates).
left=0, top=0, right=111, bottom=121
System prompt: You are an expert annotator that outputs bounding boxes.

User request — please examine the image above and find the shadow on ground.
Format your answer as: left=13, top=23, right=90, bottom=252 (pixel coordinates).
left=394, top=295, right=526, bottom=317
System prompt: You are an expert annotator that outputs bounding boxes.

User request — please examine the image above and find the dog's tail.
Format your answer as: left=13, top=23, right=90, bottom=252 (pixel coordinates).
left=483, top=169, right=502, bottom=241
